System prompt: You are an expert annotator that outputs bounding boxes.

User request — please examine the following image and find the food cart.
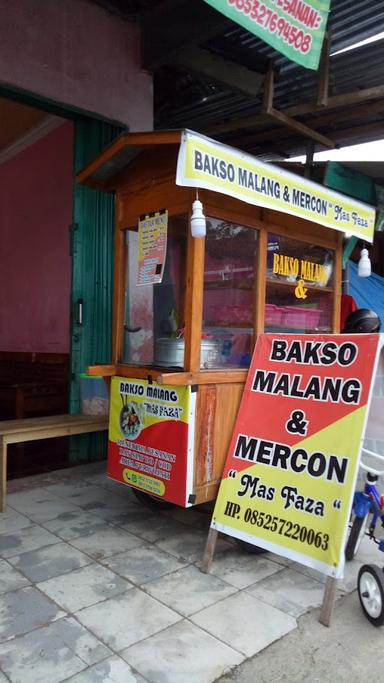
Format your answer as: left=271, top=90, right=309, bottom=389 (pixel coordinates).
left=77, top=129, right=375, bottom=508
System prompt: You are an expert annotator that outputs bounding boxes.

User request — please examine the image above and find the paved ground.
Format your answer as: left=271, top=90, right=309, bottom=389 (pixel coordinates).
left=0, top=461, right=381, bottom=683
left=217, top=590, right=384, bottom=683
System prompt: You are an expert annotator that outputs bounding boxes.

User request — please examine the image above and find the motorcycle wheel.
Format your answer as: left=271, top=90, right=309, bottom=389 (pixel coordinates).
left=345, top=512, right=368, bottom=561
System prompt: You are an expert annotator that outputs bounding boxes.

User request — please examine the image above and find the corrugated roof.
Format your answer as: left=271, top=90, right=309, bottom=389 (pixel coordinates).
left=93, top=0, right=384, bottom=157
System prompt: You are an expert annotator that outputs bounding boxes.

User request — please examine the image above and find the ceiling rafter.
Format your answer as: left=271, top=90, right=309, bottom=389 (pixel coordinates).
left=227, top=99, right=384, bottom=151
left=261, top=66, right=336, bottom=149
left=208, top=83, right=384, bottom=137
left=245, top=120, right=384, bottom=159
left=174, top=46, right=264, bottom=98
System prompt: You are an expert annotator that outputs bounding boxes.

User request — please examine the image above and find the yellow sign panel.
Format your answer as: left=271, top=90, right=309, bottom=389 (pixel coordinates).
left=176, top=131, right=375, bottom=242
left=211, top=334, right=381, bottom=577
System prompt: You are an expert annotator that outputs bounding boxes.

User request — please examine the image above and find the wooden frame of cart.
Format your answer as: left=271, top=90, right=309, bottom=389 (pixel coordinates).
left=77, top=129, right=375, bottom=509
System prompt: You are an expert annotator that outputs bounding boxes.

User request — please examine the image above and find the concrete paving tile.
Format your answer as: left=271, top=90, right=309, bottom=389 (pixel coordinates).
left=83, top=472, right=117, bottom=487
left=76, top=589, right=181, bottom=651
left=156, top=527, right=232, bottom=563
left=288, top=561, right=327, bottom=584
left=93, top=499, right=145, bottom=522
left=247, top=567, right=326, bottom=617
left=110, top=509, right=191, bottom=543
left=74, top=461, right=106, bottom=478
left=206, top=547, right=285, bottom=589
left=264, top=551, right=293, bottom=567
left=44, top=480, right=104, bottom=499
left=8, top=542, right=93, bottom=583
left=50, top=477, right=135, bottom=502
left=6, top=487, right=58, bottom=508
left=0, top=586, right=65, bottom=643
left=101, top=479, right=139, bottom=497
left=282, top=556, right=362, bottom=596
left=0, top=616, right=111, bottom=683
left=0, top=509, right=33, bottom=533
left=37, top=563, right=131, bottom=612
left=122, top=619, right=244, bottom=683
left=0, top=559, right=30, bottom=594
left=69, top=526, right=143, bottom=560
left=338, top=559, right=363, bottom=594
left=6, top=488, right=82, bottom=523
left=162, top=506, right=212, bottom=529
left=191, top=591, right=297, bottom=657
left=48, top=484, right=114, bottom=503
left=102, top=544, right=188, bottom=585
left=145, top=565, right=237, bottom=616
left=65, top=655, right=147, bottom=682
left=41, top=510, right=114, bottom=541
left=0, top=524, right=59, bottom=559
left=69, top=487, right=133, bottom=517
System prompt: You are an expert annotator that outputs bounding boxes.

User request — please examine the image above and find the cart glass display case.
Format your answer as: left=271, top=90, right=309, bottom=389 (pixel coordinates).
left=265, top=233, right=335, bottom=334
left=203, top=218, right=257, bottom=369
left=123, top=214, right=189, bottom=368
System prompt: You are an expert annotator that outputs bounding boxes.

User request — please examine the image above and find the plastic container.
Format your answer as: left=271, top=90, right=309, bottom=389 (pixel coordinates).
left=265, top=304, right=283, bottom=326
left=281, top=306, right=321, bottom=329
left=80, top=374, right=109, bottom=416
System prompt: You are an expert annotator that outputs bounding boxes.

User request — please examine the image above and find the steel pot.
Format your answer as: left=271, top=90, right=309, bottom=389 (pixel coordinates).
left=154, top=337, right=220, bottom=368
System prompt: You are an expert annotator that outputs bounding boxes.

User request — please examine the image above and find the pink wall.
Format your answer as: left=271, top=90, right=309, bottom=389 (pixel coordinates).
left=0, top=0, right=153, bottom=131
left=0, top=122, right=74, bottom=352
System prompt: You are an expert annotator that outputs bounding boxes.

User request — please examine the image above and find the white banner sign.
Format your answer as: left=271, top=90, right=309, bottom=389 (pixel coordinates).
left=176, top=130, right=375, bottom=242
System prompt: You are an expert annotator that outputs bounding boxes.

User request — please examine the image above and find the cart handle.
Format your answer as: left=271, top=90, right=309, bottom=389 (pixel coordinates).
left=360, top=446, right=384, bottom=476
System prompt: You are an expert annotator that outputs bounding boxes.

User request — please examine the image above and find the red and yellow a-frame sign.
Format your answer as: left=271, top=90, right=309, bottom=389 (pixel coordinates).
left=203, top=333, right=382, bottom=623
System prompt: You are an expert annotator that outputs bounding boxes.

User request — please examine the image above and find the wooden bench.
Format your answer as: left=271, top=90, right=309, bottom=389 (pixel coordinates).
left=0, top=414, right=109, bottom=512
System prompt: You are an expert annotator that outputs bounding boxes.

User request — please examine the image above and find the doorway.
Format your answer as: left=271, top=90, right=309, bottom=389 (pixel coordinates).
left=0, top=93, right=122, bottom=478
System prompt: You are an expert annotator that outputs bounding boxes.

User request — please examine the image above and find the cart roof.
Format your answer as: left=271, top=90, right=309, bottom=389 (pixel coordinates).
left=77, top=127, right=376, bottom=242
left=76, top=130, right=183, bottom=190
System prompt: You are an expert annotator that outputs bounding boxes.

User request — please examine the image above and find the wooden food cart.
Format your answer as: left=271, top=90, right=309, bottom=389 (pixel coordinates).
left=77, top=129, right=374, bottom=508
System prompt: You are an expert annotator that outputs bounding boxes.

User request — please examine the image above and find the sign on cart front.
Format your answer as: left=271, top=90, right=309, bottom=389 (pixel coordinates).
left=108, top=377, right=196, bottom=507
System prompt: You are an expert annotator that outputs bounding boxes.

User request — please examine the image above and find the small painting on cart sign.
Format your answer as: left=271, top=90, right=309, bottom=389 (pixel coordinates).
left=211, top=333, right=381, bottom=577
left=108, top=377, right=196, bottom=507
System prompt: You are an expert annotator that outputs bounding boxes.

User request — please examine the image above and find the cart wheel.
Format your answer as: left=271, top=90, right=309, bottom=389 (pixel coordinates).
left=358, top=565, right=384, bottom=626
left=345, top=512, right=368, bottom=561
left=132, top=488, right=174, bottom=509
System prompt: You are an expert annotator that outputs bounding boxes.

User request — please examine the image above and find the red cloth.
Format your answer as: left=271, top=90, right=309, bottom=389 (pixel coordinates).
left=340, top=294, right=358, bottom=331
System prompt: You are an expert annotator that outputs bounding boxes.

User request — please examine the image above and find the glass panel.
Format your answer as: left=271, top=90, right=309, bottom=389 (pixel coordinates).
left=266, top=233, right=334, bottom=333
left=203, top=218, right=257, bottom=368
left=122, top=215, right=188, bottom=366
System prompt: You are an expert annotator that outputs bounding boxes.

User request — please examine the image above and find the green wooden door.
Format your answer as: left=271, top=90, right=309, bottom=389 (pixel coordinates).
left=70, top=119, right=123, bottom=463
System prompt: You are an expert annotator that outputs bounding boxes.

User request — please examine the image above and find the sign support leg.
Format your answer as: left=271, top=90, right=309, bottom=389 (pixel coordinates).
left=319, top=575, right=337, bottom=626
left=201, top=528, right=218, bottom=574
